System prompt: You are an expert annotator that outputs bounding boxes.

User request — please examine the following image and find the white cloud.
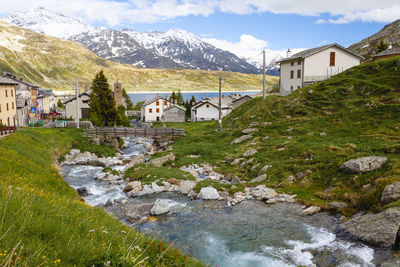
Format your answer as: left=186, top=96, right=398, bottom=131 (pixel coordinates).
left=202, top=34, right=304, bottom=67
left=1, top=0, right=399, bottom=26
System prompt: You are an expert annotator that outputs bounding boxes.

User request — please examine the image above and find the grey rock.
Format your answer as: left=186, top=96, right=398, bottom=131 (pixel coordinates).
left=339, top=208, right=400, bottom=247
left=198, top=187, right=220, bottom=200
left=242, top=128, right=257, bottom=134
left=124, top=203, right=154, bottom=222
left=125, top=181, right=142, bottom=197
left=302, top=206, right=321, bottom=215
left=262, top=136, right=270, bottom=141
left=250, top=185, right=277, bottom=200
left=150, top=199, right=170, bottom=215
left=296, top=169, right=312, bottom=180
left=76, top=187, right=89, bottom=197
left=125, top=154, right=145, bottom=169
left=258, top=164, right=272, bottom=175
left=231, top=176, right=241, bottom=184
left=231, top=134, right=253, bottom=145
left=231, top=158, right=245, bottom=166
left=340, top=156, right=387, bottom=173
left=381, top=182, right=400, bottom=205
left=266, top=199, right=277, bottom=204
left=149, top=153, right=175, bottom=167
left=250, top=174, right=268, bottom=183
left=243, top=149, right=257, bottom=157
left=178, top=180, right=196, bottom=194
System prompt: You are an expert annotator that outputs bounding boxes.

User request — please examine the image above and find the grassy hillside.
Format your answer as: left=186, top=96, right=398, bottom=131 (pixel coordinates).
left=148, top=56, right=400, bottom=216
left=0, top=129, right=203, bottom=266
left=0, top=20, right=277, bottom=92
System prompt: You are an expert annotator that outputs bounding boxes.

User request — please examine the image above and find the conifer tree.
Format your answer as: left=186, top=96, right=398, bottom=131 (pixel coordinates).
left=122, top=88, right=134, bottom=110
left=170, top=91, right=177, bottom=103
left=176, top=90, right=184, bottom=106
left=89, top=70, right=117, bottom=126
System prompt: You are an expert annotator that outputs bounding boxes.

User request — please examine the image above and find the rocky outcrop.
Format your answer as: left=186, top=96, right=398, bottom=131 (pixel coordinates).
left=124, top=202, right=154, bottom=222
left=178, top=180, right=196, bottom=194
left=340, top=156, right=387, bottom=173
left=338, top=207, right=400, bottom=248
left=243, top=149, right=257, bottom=157
left=258, top=164, right=272, bottom=175
left=242, top=128, right=257, bottom=134
left=150, top=199, right=170, bottom=215
left=381, top=182, right=400, bottom=205
left=231, top=134, right=253, bottom=145
left=198, top=187, right=220, bottom=200
left=248, top=185, right=277, bottom=200
left=302, top=206, right=321, bottom=215
left=124, top=181, right=142, bottom=197
left=149, top=153, right=175, bottom=167
left=125, top=154, right=145, bottom=169
left=231, top=158, right=244, bottom=166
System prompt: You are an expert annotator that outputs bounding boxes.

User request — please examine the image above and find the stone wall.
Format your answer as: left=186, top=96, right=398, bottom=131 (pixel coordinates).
left=164, top=107, right=186, bottom=122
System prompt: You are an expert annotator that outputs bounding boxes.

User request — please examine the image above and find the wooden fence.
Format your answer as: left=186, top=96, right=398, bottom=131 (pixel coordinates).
left=0, top=126, right=16, bottom=136
left=85, top=127, right=185, bottom=138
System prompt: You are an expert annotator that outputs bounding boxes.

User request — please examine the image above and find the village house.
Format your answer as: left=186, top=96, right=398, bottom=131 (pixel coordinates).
left=64, top=90, right=91, bottom=120
left=3, top=73, right=39, bottom=126
left=0, top=77, right=18, bottom=126
left=37, top=89, right=55, bottom=115
left=141, top=96, right=173, bottom=122
left=375, top=46, right=400, bottom=60
left=164, top=105, right=186, bottom=122
left=232, top=95, right=253, bottom=109
left=278, top=43, right=364, bottom=96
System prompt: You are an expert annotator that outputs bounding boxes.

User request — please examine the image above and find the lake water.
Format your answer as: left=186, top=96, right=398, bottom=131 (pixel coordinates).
left=128, top=91, right=260, bottom=104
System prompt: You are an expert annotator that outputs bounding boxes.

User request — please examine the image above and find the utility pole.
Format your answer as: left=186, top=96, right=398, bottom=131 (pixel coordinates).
left=218, top=77, right=222, bottom=132
left=263, top=50, right=266, bottom=99
left=75, top=78, right=80, bottom=129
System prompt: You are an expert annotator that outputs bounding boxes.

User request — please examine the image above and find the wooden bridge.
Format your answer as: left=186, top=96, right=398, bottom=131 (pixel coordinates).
left=85, top=127, right=185, bottom=138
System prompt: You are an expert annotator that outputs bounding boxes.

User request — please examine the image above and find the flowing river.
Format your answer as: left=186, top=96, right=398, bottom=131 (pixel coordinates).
left=61, top=138, right=397, bottom=267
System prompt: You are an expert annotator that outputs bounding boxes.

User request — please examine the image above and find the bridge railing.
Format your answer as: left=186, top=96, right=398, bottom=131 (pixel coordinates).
left=85, top=127, right=185, bottom=138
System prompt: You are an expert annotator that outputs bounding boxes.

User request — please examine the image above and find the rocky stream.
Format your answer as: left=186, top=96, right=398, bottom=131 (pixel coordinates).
left=61, top=137, right=399, bottom=267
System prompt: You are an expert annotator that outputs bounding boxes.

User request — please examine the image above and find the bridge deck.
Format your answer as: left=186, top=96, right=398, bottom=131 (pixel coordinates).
left=85, top=127, right=185, bottom=138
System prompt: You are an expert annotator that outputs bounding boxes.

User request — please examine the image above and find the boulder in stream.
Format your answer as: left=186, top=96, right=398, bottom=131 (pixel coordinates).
left=198, top=187, right=220, bottom=200
left=150, top=199, right=170, bottom=215
left=124, top=202, right=154, bottom=222
left=302, top=206, right=321, bottom=215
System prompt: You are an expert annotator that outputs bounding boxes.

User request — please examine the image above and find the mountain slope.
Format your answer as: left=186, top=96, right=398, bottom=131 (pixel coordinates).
left=349, top=19, right=400, bottom=58
left=3, top=8, right=260, bottom=74
left=0, top=20, right=276, bottom=91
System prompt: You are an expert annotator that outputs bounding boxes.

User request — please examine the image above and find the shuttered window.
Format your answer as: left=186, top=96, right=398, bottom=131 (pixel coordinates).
left=156, top=101, right=159, bottom=106
left=149, top=108, right=152, bottom=113
left=297, top=69, right=301, bottom=78
left=164, top=100, right=167, bottom=105
left=290, top=70, right=294, bottom=79
left=156, top=108, right=160, bottom=113
left=11, top=89, right=13, bottom=97
left=5, top=90, right=7, bottom=97
left=330, top=52, right=335, bottom=66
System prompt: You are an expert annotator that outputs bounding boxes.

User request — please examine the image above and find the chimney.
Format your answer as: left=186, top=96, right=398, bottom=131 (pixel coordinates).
left=287, top=49, right=292, bottom=58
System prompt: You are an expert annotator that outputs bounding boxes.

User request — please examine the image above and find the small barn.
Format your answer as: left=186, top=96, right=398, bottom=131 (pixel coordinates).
left=164, top=105, right=186, bottom=122
left=64, top=90, right=91, bottom=120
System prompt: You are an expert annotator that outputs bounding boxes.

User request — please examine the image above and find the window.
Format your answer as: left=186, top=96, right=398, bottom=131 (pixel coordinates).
left=5, top=90, right=7, bottom=97
left=297, top=69, right=301, bottom=79
left=206, top=104, right=209, bottom=108
left=297, top=60, right=301, bottom=65
left=297, top=86, right=300, bottom=89
left=156, top=108, right=160, bottom=113
left=149, top=108, right=153, bottom=113
left=12, top=102, right=14, bottom=109
left=6, top=103, right=9, bottom=111
left=11, top=90, right=13, bottom=97
left=290, top=70, right=294, bottom=79
left=330, top=52, right=335, bottom=66
left=290, top=62, right=294, bottom=66
left=164, top=100, right=167, bottom=105
left=290, top=86, right=293, bottom=92
left=156, top=101, right=159, bottom=106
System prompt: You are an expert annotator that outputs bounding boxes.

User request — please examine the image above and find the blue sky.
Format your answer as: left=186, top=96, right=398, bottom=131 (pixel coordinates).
left=1, top=0, right=398, bottom=60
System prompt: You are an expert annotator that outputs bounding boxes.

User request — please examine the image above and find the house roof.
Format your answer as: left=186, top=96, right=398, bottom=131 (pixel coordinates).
left=192, top=99, right=230, bottom=110
left=278, top=43, right=364, bottom=63
left=165, top=104, right=186, bottom=112
left=375, top=46, right=400, bottom=57
left=64, top=90, right=91, bottom=104
left=0, top=77, right=18, bottom=86
left=232, top=94, right=253, bottom=103
left=3, top=74, right=40, bottom=88
left=142, top=95, right=170, bottom=107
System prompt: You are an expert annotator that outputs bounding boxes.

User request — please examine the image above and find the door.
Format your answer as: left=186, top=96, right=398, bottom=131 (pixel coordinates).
left=81, top=108, right=89, bottom=119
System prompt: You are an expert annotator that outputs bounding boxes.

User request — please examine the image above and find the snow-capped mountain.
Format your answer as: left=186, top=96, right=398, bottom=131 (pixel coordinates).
left=2, top=8, right=260, bottom=74
left=2, top=7, right=95, bottom=39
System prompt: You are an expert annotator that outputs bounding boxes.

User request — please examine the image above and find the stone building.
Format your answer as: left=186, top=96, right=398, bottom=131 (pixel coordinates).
left=64, top=90, right=91, bottom=120
left=164, top=105, right=186, bottom=122
left=0, top=77, right=17, bottom=126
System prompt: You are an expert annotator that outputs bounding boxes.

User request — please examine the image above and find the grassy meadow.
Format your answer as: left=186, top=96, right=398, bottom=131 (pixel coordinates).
left=0, top=129, right=203, bottom=266
left=136, top=56, right=400, bottom=216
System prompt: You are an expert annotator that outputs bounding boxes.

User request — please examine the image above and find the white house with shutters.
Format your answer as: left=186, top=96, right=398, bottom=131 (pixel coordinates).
left=140, top=96, right=174, bottom=122
left=190, top=99, right=231, bottom=122
left=278, top=43, right=364, bottom=96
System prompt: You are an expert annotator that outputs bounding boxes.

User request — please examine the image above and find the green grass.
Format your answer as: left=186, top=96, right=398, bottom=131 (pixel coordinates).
left=71, top=136, right=116, bottom=157
left=153, top=56, right=400, bottom=216
left=124, top=164, right=195, bottom=184
left=0, top=128, right=203, bottom=266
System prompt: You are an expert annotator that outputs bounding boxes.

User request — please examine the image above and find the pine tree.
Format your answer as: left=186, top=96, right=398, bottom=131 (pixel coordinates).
left=189, top=95, right=196, bottom=106
left=176, top=90, right=184, bottom=106
left=122, top=88, right=134, bottom=110
left=89, top=70, right=117, bottom=126
left=170, top=91, right=176, bottom=103
left=116, top=105, right=130, bottom=127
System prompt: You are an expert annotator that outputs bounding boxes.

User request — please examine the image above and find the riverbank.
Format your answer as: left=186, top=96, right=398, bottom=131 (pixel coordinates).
left=0, top=129, right=202, bottom=266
